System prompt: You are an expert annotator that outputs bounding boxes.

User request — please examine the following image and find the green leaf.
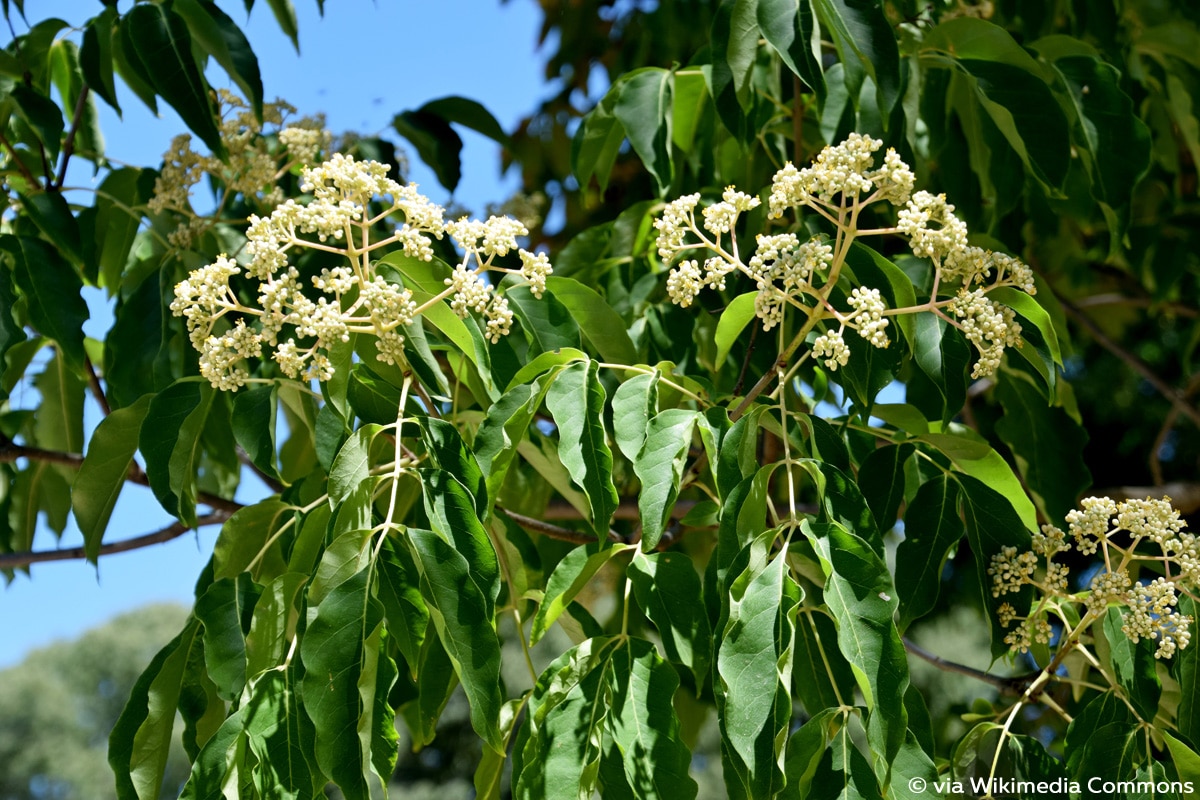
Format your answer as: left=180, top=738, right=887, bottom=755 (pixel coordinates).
left=263, top=0, right=300, bottom=51
left=245, top=572, right=308, bottom=680
left=797, top=458, right=883, bottom=555
left=634, top=408, right=698, bottom=550
left=953, top=726, right=1070, bottom=789
left=806, top=521, right=908, bottom=766
left=1068, top=721, right=1140, bottom=786
left=531, top=543, right=627, bottom=644
left=545, top=275, right=638, bottom=364
left=921, top=427, right=1038, bottom=531
left=111, top=16, right=157, bottom=114
left=195, top=573, right=258, bottom=701
left=925, top=18, right=1070, bottom=189
left=604, top=639, right=699, bottom=798
left=392, top=109, right=464, bottom=193
left=72, top=394, right=152, bottom=562
left=758, top=0, right=824, bottom=98
left=420, top=417, right=487, bottom=515
left=571, top=90, right=625, bottom=192
left=178, top=705, right=246, bottom=800
left=94, top=168, right=154, bottom=292
left=1177, top=597, right=1200, bottom=744
left=328, top=423, right=381, bottom=506
left=613, top=67, right=674, bottom=193
left=474, top=378, right=549, bottom=511
left=896, top=475, right=964, bottom=631
left=243, top=667, right=318, bottom=798
left=211, top=499, right=292, bottom=582
left=1054, top=55, right=1151, bottom=208
left=11, top=85, right=63, bottom=162
left=376, top=537, right=428, bottom=674
left=121, top=5, right=225, bottom=158
left=109, top=618, right=203, bottom=800
left=1164, top=732, right=1200, bottom=792
left=792, top=608, right=856, bottom=716
left=812, top=0, right=902, bottom=121
left=629, top=551, right=712, bottom=687
left=955, top=474, right=1034, bottom=658
left=299, top=554, right=396, bottom=798
left=545, top=360, right=619, bottom=536
left=908, top=312, right=971, bottom=425
left=781, top=710, right=837, bottom=800
left=714, top=292, right=758, bottom=368
left=0, top=265, right=27, bottom=379
left=709, top=0, right=759, bottom=141
left=407, top=527, right=505, bottom=752
left=139, top=379, right=214, bottom=526
left=506, top=347, right=587, bottom=392
left=20, top=191, right=82, bottom=267
left=80, top=8, right=120, bottom=112
left=232, top=384, right=281, bottom=484
left=172, top=0, right=264, bottom=120
left=856, top=443, right=914, bottom=533
left=1102, top=607, right=1162, bottom=722
left=611, top=370, right=659, bottom=463
left=5, top=234, right=88, bottom=370
left=716, top=530, right=799, bottom=799
left=671, top=68, right=710, bottom=152
left=419, top=468, right=501, bottom=618
left=507, top=284, right=581, bottom=355
left=994, top=370, right=1089, bottom=525
left=420, top=95, right=509, bottom=144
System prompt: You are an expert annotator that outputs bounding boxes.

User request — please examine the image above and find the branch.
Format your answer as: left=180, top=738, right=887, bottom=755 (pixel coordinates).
left=497, top=505, right=621, bottom=546
left=53, top=84, right=89, bottom=190
left=0, top=512, right=230, bottom=569
left=903, top=637, right=1035, bottom=695
left=1056, top=293, right=1200, bottom=429
left=0, top=127, right=40, bottom=189
left=84, top=355, right=112, bottom=416
left=0, top=436, right=244, bottom=514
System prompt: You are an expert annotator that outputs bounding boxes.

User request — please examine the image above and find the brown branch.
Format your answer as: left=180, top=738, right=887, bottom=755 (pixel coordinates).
left=0, top=436, right=244, bottom=514
left=1057, top=293, right=1200, bottom=429
left=236, top=446, right=285, bottom=494
left=84, top=355, right=112, bottom=416
left=0, top=127, right=40, bottom=189
left=903, top=637, right=1034, bottom=696
left=497, top=505, right=621, bottom=545
left=0, top=512, right=230, bottom=569
left=52, top=84, right=89, bottom=190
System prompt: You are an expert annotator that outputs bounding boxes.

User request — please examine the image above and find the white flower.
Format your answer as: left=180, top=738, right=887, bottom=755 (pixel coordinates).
left=847, top=286, right=890, bottom=348
left=813, top=328, right=850, bottom=370
left=519, top=249, right=553, bottom=298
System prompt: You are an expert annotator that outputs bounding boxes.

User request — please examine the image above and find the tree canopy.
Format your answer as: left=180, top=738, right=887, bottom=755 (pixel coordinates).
left=2, top=0, right=1200, bottom=798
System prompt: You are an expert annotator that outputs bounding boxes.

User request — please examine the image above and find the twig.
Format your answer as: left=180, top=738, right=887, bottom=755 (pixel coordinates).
left=236, top=446, right=286, bottom=494
left=0, top=127, right=40, bottom=189
left=0, top=512, right=230, bottom=569
left=1075, top=293, right=1198, bottom=318
left=903, top=636, right=1034, bottom=695
left=497, top=505, right=621, bottom=545
left=84, top=355, right=112, bottom=416
left=0, top=436, right=244, bottom=514
left=53, top=84, right=89, bottom=190
left=1057, top=293, right=1200, bottom=429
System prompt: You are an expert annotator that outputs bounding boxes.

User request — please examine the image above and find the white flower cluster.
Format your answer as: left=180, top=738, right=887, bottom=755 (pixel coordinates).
left=947, top=288, right=1023, bottom=378
left=653, top=134, right=1035, bottom=379
left=150, top=91, right=332, bottom=247
left=172, top=156, right=552, bottom=389
left=991, top=496, right=1194, bottom=659
left=767, top=133, right=912, bottom=213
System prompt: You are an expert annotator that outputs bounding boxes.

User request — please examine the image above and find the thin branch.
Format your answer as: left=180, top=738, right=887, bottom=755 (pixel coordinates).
left=84, top=355, right=112, bottom=416
left=0, top=512, right=230, bottom=569
left=0, top=127, right=40, bottom=189
left=0, top=436, right=244, bottom=514
left=53, top=84, right=89, bottom=190
left=1056, top=292, right=1200, bottom=429
left=497, top=505, right=621, bottom=545
left=903, top=637, right=1035, bottom=695
left=1074, top=293, right=1198, bottom=318
left=236, top=446, right=285, bottom=494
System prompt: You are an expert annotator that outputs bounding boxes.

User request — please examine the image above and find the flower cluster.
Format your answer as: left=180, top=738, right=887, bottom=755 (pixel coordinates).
left=172, top=155, right=552, bottom=389
left=150, top=91, right=332, bottom=248
left=653, top=134, right=1035, bottom=378
left=989, top=496, right=1194, bottom=660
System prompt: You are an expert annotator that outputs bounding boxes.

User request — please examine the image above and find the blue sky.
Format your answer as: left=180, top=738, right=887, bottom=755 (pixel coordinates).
left=2, top=0, right=549, bottom=667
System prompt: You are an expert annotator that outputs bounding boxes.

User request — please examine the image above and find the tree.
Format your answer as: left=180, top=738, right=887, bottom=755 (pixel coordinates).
left=2, top=0, right=1200, bottom=798
left=0, top=604, right=192, bottom=800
